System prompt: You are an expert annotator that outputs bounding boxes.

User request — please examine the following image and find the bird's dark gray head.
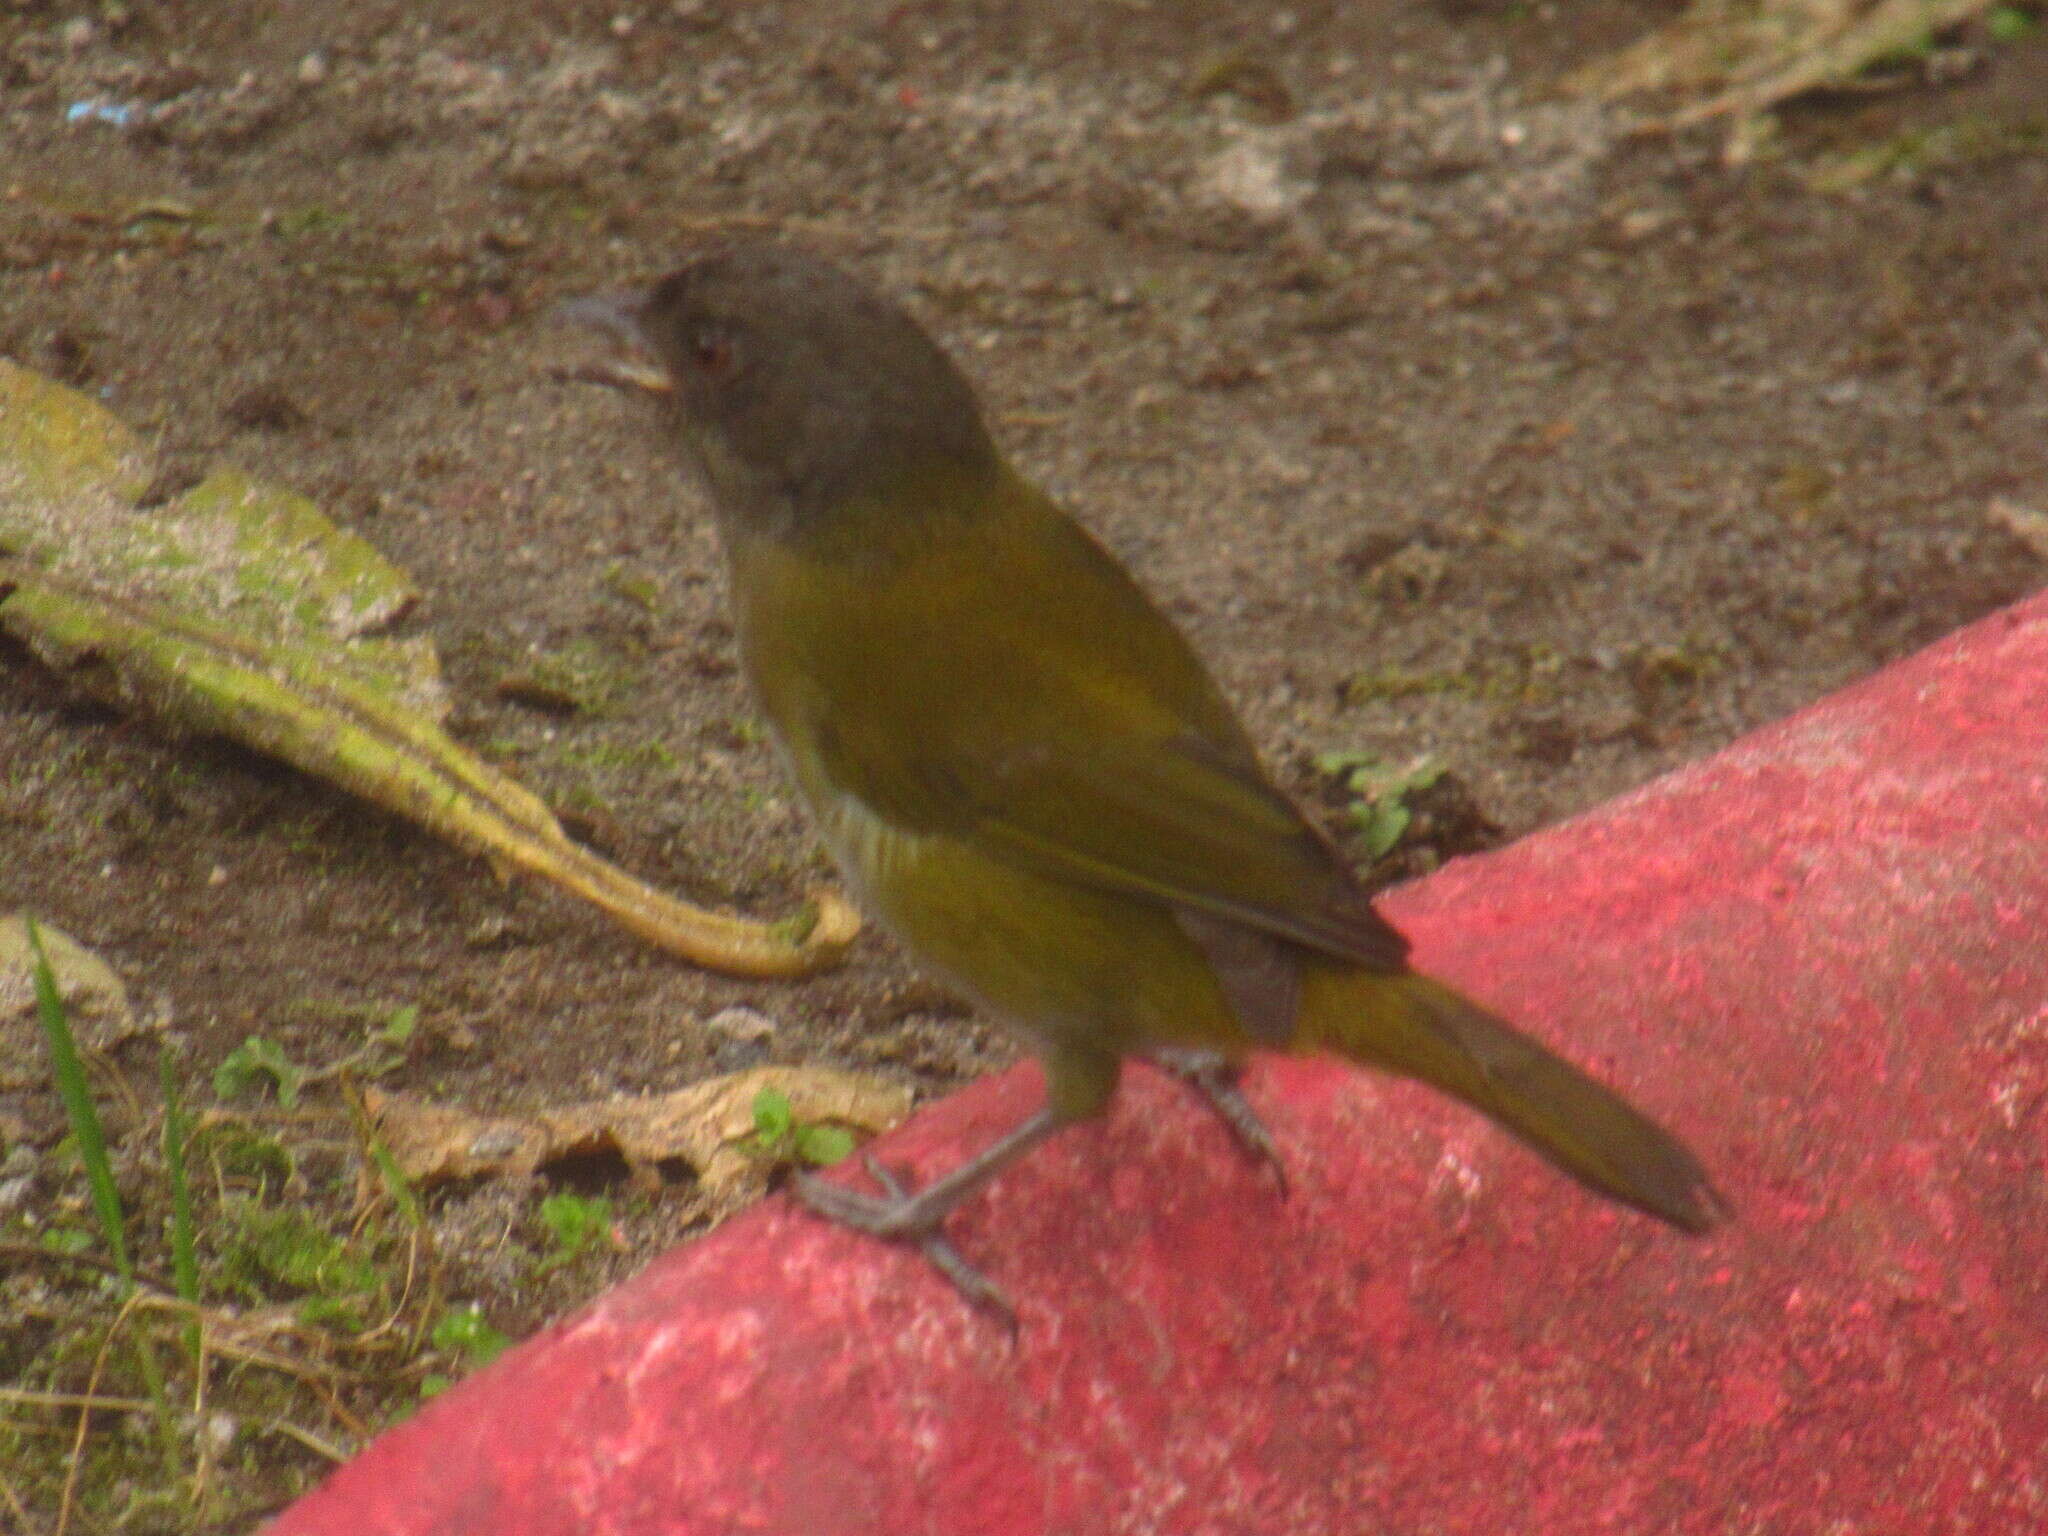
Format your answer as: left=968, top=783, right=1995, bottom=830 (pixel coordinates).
left=561, top=243, right=997, bottom=539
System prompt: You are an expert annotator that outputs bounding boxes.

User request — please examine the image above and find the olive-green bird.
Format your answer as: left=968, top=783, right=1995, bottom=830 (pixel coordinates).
left=562, top=243, right=1721, bottom=1312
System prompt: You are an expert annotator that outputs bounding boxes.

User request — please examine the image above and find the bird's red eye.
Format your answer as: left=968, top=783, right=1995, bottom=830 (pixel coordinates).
left=691, top=331, right=735, bottom=377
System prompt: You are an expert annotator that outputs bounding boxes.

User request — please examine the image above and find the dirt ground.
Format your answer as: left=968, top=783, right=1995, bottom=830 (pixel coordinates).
left=2, top=0, right=2046, bottom=1525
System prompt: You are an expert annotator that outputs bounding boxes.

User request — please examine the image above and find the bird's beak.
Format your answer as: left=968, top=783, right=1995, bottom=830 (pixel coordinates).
left=550, top=289, right=675, bottom=396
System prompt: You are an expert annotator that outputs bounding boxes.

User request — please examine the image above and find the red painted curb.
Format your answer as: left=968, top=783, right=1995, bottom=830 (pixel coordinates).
left=269, top=592, right=2048, bottom=1536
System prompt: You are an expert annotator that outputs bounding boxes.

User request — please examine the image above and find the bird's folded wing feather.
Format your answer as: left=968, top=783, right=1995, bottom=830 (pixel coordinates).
left=746, top=473, right=1410, bottom=971
left=804, top=642, right=1410, bottom=973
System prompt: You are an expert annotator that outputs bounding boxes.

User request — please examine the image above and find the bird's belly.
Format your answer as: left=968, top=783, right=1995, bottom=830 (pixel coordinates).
left=811, top=790, right=1239, bottom=1058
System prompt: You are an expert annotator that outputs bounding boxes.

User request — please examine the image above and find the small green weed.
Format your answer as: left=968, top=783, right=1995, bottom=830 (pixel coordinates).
left=220, top=1201, right=384, bottom=1318
left=213, top=1004, right=419, bottom=1108
left=1316, top=752, right=1448, bottom=860
left=745, top=1086, right=856, bottom=1170
left=420, top=1303, right=512, bottom=1397
left=214, top=1034, right=307, bottom=1107
left=534, top=1191, right=616, bottom=1276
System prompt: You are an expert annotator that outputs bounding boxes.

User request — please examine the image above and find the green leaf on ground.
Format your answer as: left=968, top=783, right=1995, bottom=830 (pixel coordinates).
left=214, top=1035, right=307, bottom=1108
left=0, top=360, right=859, bottom=978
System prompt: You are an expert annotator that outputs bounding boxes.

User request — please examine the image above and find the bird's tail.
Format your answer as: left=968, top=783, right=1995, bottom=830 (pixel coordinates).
left=1299, top=966, right=1724, bottom=1232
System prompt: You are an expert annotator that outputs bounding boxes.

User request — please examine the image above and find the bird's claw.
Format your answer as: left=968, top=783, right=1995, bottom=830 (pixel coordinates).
left=793, top=1154, right=923, bottom=1237
left=794, top=1158, right=1018, bottom=1329
left=1152, top=1050, right=1291, bottom=1198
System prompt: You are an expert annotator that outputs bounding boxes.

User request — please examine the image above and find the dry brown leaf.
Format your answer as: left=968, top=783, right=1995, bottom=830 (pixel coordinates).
left=364, top=1065, right=912, bottom=1204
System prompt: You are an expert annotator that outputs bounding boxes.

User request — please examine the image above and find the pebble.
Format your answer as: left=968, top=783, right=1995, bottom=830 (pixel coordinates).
left=1194, top=137, right=1310, bottom=220
left=705, top=1005, right=775, bottom=1042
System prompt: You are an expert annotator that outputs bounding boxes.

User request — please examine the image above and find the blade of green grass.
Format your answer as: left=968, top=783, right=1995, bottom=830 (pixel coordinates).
left=159, top=1043, right=199, bottom=1305
left=27, top=916, right=130, bottom=1285
left=28, top=919, right=183, bottom=1487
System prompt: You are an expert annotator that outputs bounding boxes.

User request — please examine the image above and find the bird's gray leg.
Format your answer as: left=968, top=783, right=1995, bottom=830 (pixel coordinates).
left=1149, top=1048, right=1289, bottom=1196
left=795, top=1106, right=1064, bottom=1323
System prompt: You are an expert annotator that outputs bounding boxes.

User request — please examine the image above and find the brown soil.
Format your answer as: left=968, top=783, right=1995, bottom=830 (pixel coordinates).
left=2, top=0, right=2045, bottom=1523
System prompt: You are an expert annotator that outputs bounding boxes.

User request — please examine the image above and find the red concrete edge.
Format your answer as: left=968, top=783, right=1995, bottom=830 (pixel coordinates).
left=268, top=590, right=2048, bottom=1536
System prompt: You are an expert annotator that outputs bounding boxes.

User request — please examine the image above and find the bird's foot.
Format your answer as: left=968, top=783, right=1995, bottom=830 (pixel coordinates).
left=795, top=1155, right=1018, bottom=1327
left=1150, top=1049, right=1290, bottom=1197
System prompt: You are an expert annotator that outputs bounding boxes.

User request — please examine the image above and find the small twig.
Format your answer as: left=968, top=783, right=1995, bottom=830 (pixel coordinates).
left=188, top=1323, right=213, bottom=1518
left=196, top=1100, right=351, bottom=1133
left=407, top=1225, right=446, bottom=1357
left=0, top=1387, right=155, bottom=1413
left=255, top=1417, right=351, bottom=1464
left=56, top=1288, right=150, bottom=1536
left=87, top=1042, right=148, bottom=1136
left=339, top=1075, right=442, bottom=1354
left=303, top=1379, right=371, bottom=1444
left=0, top=1464, right=36, bottom=1536
left=546, top=361, right=663, bottom=394
left=132, top=1296, right=353, bottom=1384
left=128, top=1296, right=373, bottom=1440
left=351, top=1225, right=418, bottom=1350
left=0, top=1419, right=89, bottom=1441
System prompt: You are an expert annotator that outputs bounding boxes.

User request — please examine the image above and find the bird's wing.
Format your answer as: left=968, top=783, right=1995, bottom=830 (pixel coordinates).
left=817, top=692, right=1408, bottom=971
left=969, top=727, right=1410, bottom=972
left=759, top=482, right=1411, bottom=973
